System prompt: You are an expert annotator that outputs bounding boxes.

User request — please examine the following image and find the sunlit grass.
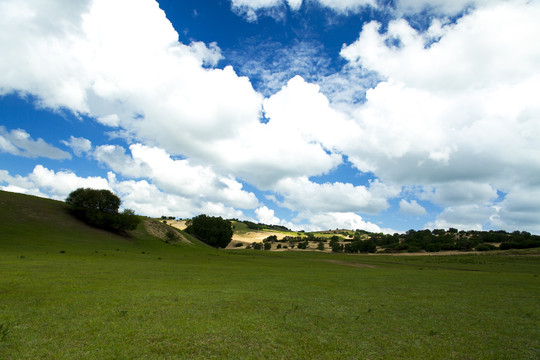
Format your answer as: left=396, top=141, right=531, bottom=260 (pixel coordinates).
left=1, top=191, right=539, bottom=359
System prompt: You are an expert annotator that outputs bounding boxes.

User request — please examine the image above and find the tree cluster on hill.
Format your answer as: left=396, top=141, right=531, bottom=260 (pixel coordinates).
left=185, top=215, right=232, bottom=248
left=65, top=188, right=140, bottom=233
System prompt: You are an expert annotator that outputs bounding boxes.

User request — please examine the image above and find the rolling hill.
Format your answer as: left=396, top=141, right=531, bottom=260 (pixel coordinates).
left=0, top=190, right=205, bottom=254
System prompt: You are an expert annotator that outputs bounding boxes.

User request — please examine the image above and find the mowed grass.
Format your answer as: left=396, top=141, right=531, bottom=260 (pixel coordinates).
left=1, top=191, right=539, bottom=359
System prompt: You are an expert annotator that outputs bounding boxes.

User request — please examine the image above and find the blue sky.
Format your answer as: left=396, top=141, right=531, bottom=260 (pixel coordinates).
left=1, top=0, right=539, bottom=233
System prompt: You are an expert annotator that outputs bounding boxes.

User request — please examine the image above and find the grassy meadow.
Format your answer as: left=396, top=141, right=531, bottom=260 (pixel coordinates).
left=0, top=191, right=539, bottom=359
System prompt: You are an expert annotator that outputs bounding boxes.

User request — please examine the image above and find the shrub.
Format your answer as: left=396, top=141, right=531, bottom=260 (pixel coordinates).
left=264, top=242, right=272, bottom=250
left=297, top=241, right=309, bottom=249
left=476, top=243, right=497, bottom=251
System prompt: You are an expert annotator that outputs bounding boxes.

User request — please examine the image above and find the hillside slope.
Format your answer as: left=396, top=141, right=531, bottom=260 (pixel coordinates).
left=0, top=190, right=206, bottom=253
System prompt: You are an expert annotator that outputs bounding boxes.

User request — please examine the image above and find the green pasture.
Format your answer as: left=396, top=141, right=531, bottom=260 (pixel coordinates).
left=0, top=191, right=539, bottom=359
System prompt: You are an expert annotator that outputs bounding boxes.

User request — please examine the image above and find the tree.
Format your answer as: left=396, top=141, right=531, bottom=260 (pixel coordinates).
left=185, top=214, right=233, bottom=248
left=65, top=188, right=139, bottom=232
left=66, top=188, right=121, bottom=214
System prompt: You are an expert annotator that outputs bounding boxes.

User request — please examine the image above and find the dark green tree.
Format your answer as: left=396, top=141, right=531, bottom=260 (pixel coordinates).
left=66, top=188, right=139, bottom=232
left=186, top=214, right=233, bottom=248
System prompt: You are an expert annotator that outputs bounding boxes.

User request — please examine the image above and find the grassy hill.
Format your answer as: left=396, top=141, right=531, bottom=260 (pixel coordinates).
left=0, top=190, right=539, bottom=359
left=0, top=190, right=206, bottom=254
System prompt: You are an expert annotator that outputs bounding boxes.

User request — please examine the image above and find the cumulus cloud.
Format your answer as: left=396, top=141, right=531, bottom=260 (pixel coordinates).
left=230, top=0, right=503, bottom=19
left=255, top=206, right=281, bottom=225
left=0, top=165, right=109, bottom=200
left=339, top=0, right=540, bottom=231
left=2, top=0, right=539, bottom=233
left=273, top=176, right=399, bottom=214
left=93, top=143, right=259, bottom=210
left=426, top=204, right=497, bottom=231
left=298, top=211, right=382, bottom=233
left=0, top=165, right=247, bottom=219
left=0, top=127, right=71, bottom=159
left=62, top=136, right=92, bottom=156
left=491, top=187, right=540, bottom=234
left=399, top=199, right=427, bottom=216
left=0, top=0, right=263, bottom=155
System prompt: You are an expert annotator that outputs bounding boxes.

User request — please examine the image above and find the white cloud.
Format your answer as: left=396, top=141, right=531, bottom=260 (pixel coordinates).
left=338, top=0, right=540, bottom=232
left=0, top=165, right=110, bottom=200
left=94, top=143, right=259, bottom=210
left=2, top=0, right=539, bottom=233
left=255, top=206, right=281, bottom=225
left=491, top=187, right=540, bottom=234
left=230, top=0, right=505, bottom=17
left=399, top=199, right=427, bottom=216
left=0, top=0, right=357, bottom=193
left=316, top=0, right=376, bottom=12
left=273, top=176, right=399, bottom=214
left=0, top=165, right=247, bottom=219
left=299, top=211, right=382, bottom=233
left=422, top=182, right=498, bottom=207
left=62, top=136, right=92, bottom=156
left=396, top=0, right=503, bottom=15
left=231, top=0, right=376, bottom=18
left=0, top=127, right=71, bottom=159
left=426, top=204, right=497, bottom=231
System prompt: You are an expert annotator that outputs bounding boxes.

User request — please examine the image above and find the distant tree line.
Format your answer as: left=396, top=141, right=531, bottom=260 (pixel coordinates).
left=65, top=188, right=140, bottom=233
left=253, top=228, right=540, bottom=253
left=330, top=229, right=540, bottom=253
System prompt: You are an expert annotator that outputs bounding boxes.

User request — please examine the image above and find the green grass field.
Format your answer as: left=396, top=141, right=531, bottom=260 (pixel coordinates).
left=1, top=191, right=539, bottom=359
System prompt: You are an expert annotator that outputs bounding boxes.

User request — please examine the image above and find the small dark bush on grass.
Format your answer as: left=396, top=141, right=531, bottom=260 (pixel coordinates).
left=476, top=243, right=497, bottom=251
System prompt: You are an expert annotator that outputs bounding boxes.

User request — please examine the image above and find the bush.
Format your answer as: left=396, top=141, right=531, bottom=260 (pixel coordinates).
left=475, top=243, right=497, bottom=251
left=297, top=241, right=309, bottom=249
left=264, top=242, right=272, bottom=250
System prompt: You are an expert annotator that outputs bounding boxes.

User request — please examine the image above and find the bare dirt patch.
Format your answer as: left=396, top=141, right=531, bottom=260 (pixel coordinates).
left=232, top=231, right=288, bottom=244
left=144, top=219, right=191, bottom=244
left=163, top=220, right=188, bottom=230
